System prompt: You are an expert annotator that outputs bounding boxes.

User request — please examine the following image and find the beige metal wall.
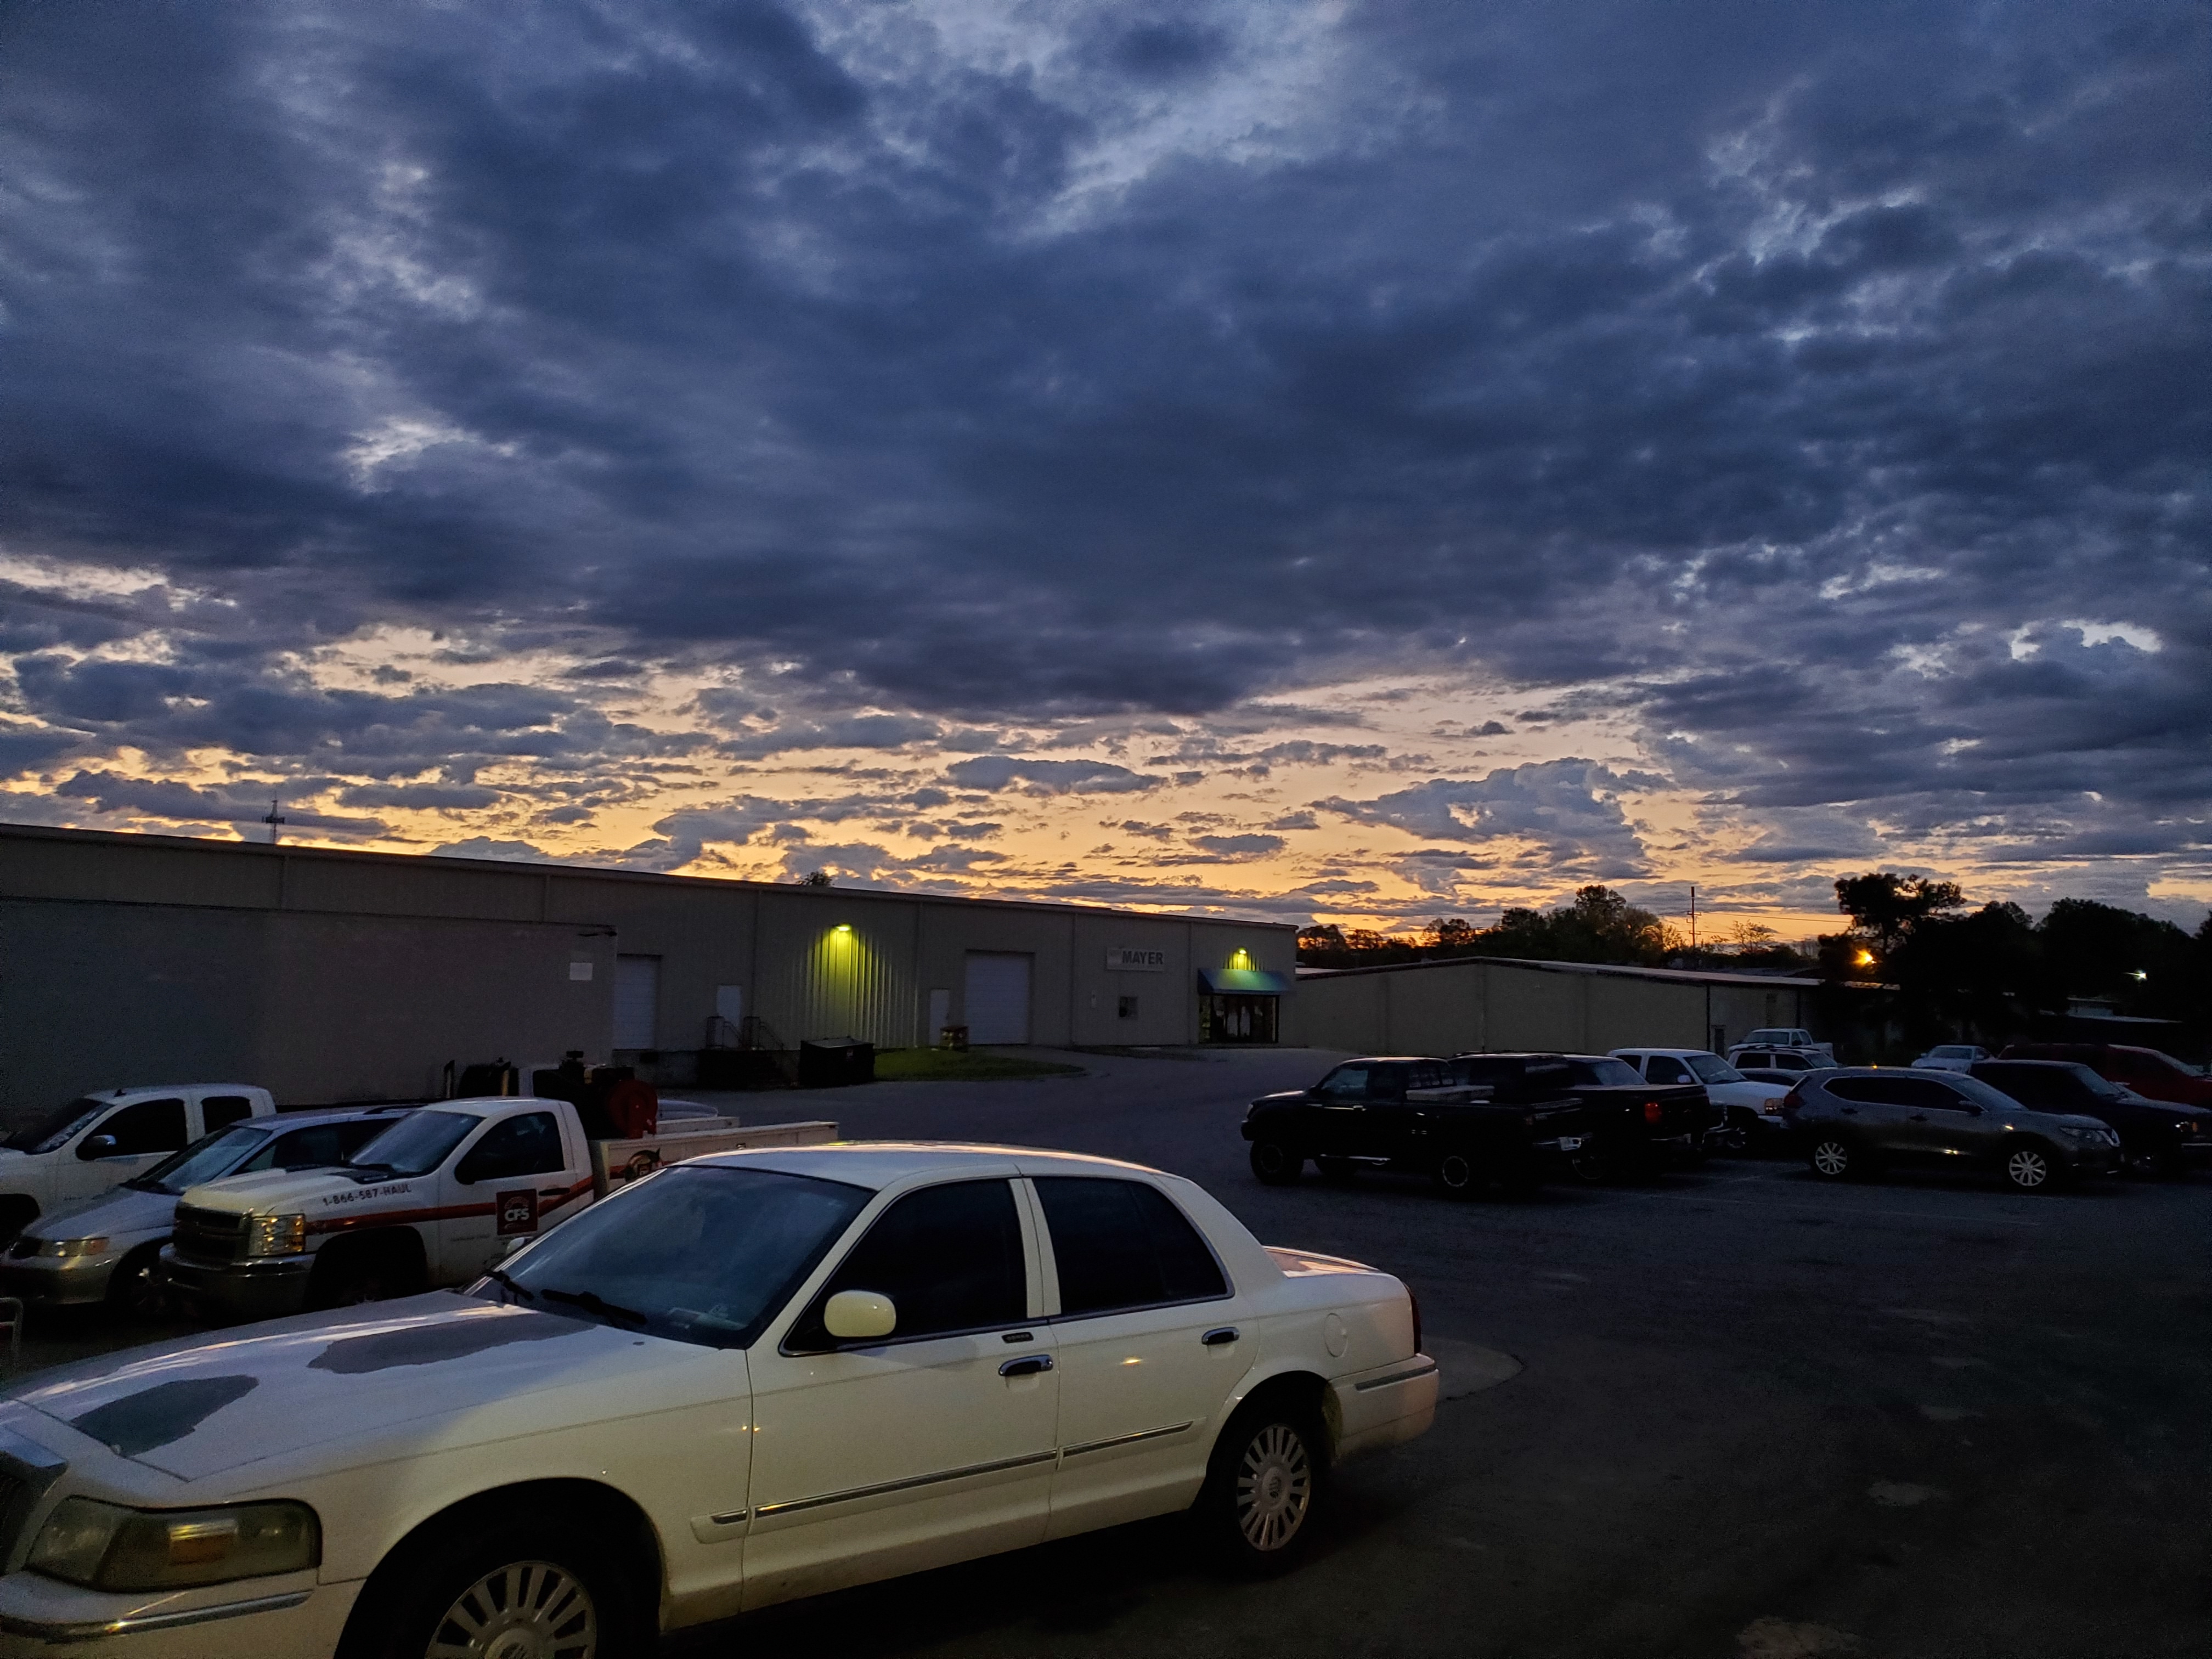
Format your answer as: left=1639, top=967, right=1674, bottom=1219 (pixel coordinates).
left=0, top=826, right=1297, bottom=1110
left=1298, top=959, right=1810, bottom=1057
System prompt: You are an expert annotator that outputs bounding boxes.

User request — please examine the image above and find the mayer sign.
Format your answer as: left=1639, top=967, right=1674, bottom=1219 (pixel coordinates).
left=1105, top=947, right=1169, bottom=972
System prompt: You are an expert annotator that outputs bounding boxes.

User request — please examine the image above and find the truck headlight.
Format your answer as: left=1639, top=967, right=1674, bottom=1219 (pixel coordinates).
left=243, top=1214, right=307, bottom=1257
left=29, top=1497, right=320, bottom=1590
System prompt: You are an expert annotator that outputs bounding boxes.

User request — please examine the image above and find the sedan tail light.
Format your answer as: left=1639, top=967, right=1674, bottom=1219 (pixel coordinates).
left=1406, top=1284, right=1423, bottom=1356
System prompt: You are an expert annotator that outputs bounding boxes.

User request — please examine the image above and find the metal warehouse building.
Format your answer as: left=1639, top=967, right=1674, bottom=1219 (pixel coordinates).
left=0, top=825, right=1297, bottom=1113
left=1297, top=954, right=1819, bottom=1058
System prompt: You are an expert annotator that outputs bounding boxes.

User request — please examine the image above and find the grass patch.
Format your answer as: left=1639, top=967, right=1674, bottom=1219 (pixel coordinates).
left=871, top=1048, right=1086, bottom=1082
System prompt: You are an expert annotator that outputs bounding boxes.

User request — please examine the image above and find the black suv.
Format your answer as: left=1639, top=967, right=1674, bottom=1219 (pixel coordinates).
left=1970, top=1060, right=2210, bottom=1175
left=1783, top=1068, right=2123, bottom=1192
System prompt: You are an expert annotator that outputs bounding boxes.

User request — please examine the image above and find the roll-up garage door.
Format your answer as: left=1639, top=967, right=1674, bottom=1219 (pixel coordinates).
left=963, top=953, right=1032, bottom=1045
left=613, top=955, right=661, bottom=1049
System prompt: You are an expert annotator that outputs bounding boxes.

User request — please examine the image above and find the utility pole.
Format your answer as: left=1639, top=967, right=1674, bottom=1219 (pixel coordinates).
left=262, top=796, right=286, bottom=845
left=1688, top=884, right=1697, bottom=952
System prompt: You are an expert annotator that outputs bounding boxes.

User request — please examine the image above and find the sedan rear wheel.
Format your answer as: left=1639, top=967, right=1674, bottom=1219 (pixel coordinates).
left=1199, top=1394, right=1325, bottom=1574
left=2003, top=1142, right=2060, bottom=1193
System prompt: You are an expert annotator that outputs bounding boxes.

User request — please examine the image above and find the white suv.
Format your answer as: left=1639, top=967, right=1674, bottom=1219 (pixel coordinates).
left=1610, top=1049, right=1793, bottom=1149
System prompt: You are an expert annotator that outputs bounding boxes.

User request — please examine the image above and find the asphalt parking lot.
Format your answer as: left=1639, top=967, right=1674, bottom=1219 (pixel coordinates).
left=13, top=1047, right=2210, bottom=1657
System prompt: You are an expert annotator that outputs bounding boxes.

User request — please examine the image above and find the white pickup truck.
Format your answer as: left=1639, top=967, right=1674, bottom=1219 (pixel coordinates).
left=0, top=1087, right=276, bottom=1243
left=160, top=1095, right=836, bottom=1321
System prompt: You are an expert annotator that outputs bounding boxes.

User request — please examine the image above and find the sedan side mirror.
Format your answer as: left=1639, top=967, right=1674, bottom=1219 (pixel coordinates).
left=822, top=1289, right=898, bottom=1341
left=77, top=1134, right=121, bottom=1161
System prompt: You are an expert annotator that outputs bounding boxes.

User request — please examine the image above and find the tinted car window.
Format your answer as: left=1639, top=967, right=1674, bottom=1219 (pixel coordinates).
left=457, top=1111, right=565, bottom=1183
left=1406, top=1062, right=1448, bottom=1090
left=84, top=1098, right=188, bottom=1158
left=1038, top=1176, right=1227, bottom=1317
left=132, top=1125, right=272, bottom=1194
left=1314, top=1065, right=1370, bottom=1101
left=1568, top=1058, right=1644, bottom=1087
left=1645, top=1056, right=1691, bottom=1084
left=1901, top=1077, right=1973, bottom=1111
left=794, top=1179, right=1027, bottom=1346
left=1974, top=1065, right=2065, bottom=1108
left=1827, top=1076, right=1914, bottom=1106
left=246, top=1123, right=364, bottom=1172
left=200, top=1095, right=255, bottom=1131
left=1449, top=1057, right=1519, bottom=1084
left=350, top=1110, right=482, bottom=1177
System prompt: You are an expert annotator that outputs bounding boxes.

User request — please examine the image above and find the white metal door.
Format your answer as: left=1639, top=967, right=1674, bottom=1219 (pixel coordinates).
left=613, top=955, right=661, bottom=1049
left=963, top=953, right=1031, bottom=1045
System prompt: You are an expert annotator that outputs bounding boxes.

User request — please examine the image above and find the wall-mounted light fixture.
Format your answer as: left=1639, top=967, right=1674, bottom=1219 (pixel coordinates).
left=1227, top=947, right=1254, bottom=971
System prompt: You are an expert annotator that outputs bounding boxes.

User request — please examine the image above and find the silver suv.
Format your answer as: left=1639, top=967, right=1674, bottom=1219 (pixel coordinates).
left=1783, top=1068, right=2122, bottom=1192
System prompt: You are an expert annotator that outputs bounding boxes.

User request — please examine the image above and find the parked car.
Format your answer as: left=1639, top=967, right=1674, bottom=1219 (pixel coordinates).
left=0, top=1107, right=415, bottom=1317
left=1447, top=1053, right=1716, bottom=1179
left=1609, top=1049, right=1791, bottom=1150
left=1970, top=1060, right=2211, bottom=1174
left=1729, top=1029, right=1835, bottom=1063
left=1782, top=1068, right=2123, bottom=1191
left=1910, top=1044, right=1990, bottom=1072
left=1242, top=1057, right=1587, bottom=1197
left=0, top=1145, right=1437, bottom=1654
left=1729, top=1048, right=1824, bottom=1074
left=1998, top=1042, right=2212, bottom=1109
left=0, top=1086, right=276, bottom=1244
left=1737, top=1066, right=1810, bottom=1087
left=163, top=1096, right=834, bottom=1321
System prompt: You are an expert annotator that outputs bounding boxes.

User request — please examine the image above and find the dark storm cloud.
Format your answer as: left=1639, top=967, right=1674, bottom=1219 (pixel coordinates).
left=1317, top=760, right=1662, bottom=878
left=1, top=1, right=2206, bottom=874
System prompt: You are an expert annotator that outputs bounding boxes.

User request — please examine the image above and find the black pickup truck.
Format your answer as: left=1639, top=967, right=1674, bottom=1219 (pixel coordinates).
left=1446, top=1052, right=1717, bottom=1178
left=1242, top=1056, right=1590, bottom=1197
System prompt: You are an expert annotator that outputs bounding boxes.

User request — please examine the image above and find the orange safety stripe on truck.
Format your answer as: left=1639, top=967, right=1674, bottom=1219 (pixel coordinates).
left=539, top=1175, right=596, bottom=1214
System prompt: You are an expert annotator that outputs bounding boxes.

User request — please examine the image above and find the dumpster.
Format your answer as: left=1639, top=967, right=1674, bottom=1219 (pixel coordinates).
left=799, top=1037, right=874, bottom=1088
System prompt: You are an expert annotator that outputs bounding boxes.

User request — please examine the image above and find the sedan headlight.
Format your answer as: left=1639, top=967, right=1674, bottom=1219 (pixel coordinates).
left=28, top=1497, right=320, bottom=1591
left=242, top=1214, right=306, bottom=1257
left=31, top=1237, right=110, bottom=1258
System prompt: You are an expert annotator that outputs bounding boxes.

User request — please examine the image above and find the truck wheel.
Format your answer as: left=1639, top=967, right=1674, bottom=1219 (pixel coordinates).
left=1196, top=1388, right=1328, bottom=1575
left=1430, top=1152, right=1482, bottom=1200
left=1249, top=1141, right=1303, bottom=1186
left=106, top=1244, right=167, bottom=1320
left=347, top=1520, right=649, bottom=1659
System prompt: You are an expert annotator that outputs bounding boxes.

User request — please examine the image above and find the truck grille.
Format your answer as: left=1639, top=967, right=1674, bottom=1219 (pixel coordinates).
left=172, top=1205, right=247, bottom=1265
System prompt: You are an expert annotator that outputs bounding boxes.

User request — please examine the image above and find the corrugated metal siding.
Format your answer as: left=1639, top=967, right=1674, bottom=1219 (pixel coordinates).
left=763, top=918, right=917, bottom=1047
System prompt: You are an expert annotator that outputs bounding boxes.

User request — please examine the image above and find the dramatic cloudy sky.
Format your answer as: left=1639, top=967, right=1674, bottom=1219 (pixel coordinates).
left=3, top=0, right=2207, bottom=933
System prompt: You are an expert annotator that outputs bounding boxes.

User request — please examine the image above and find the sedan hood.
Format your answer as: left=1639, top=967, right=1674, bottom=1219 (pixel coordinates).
left=19, top=1185, right=177, bottom=1243
left=8, top=1296, right=720, bottom=1483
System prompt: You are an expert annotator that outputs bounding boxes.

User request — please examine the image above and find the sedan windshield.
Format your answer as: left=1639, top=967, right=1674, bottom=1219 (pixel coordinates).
left=348, top=1110, right=481, bottom=1177
left=480, top=1165, right=871, bottom=1348
left=127, top=1125, right=272, bottom=1194
left=1569, top=1058, right=1644, bottom=1087
left=4, top=1098, right=111, bottom=1155
left=1686, top=1054, right=1746, bottom=1084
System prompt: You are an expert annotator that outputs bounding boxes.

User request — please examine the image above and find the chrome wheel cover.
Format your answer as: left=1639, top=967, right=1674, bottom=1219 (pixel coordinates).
left=427, top=1560, right=597, bottom=1659
left=1235, top=1423, right=1313, bottom=1552
left=2006, top=1148, right=2049, bottom=1188
left=1812, top=1141, right=1849, bottom=1177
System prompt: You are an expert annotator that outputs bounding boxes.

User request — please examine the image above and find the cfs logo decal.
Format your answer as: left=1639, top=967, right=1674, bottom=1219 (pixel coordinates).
left=495, top=1188, right=539, bottom=1237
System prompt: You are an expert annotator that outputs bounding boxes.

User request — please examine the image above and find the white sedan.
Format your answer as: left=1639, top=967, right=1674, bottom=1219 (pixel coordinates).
left=0, top=1144, right=1436, bottom=1657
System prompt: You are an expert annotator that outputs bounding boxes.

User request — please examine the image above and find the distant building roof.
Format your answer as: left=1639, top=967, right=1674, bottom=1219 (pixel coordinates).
left=1297, top=954, right=1823, bottom=991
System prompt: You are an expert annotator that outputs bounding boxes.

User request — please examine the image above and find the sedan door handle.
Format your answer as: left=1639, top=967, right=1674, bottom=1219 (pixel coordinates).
left=999, top=1355, right=1054, bottom=1378
left=1201, top=1327, right=1240, bottom=1347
